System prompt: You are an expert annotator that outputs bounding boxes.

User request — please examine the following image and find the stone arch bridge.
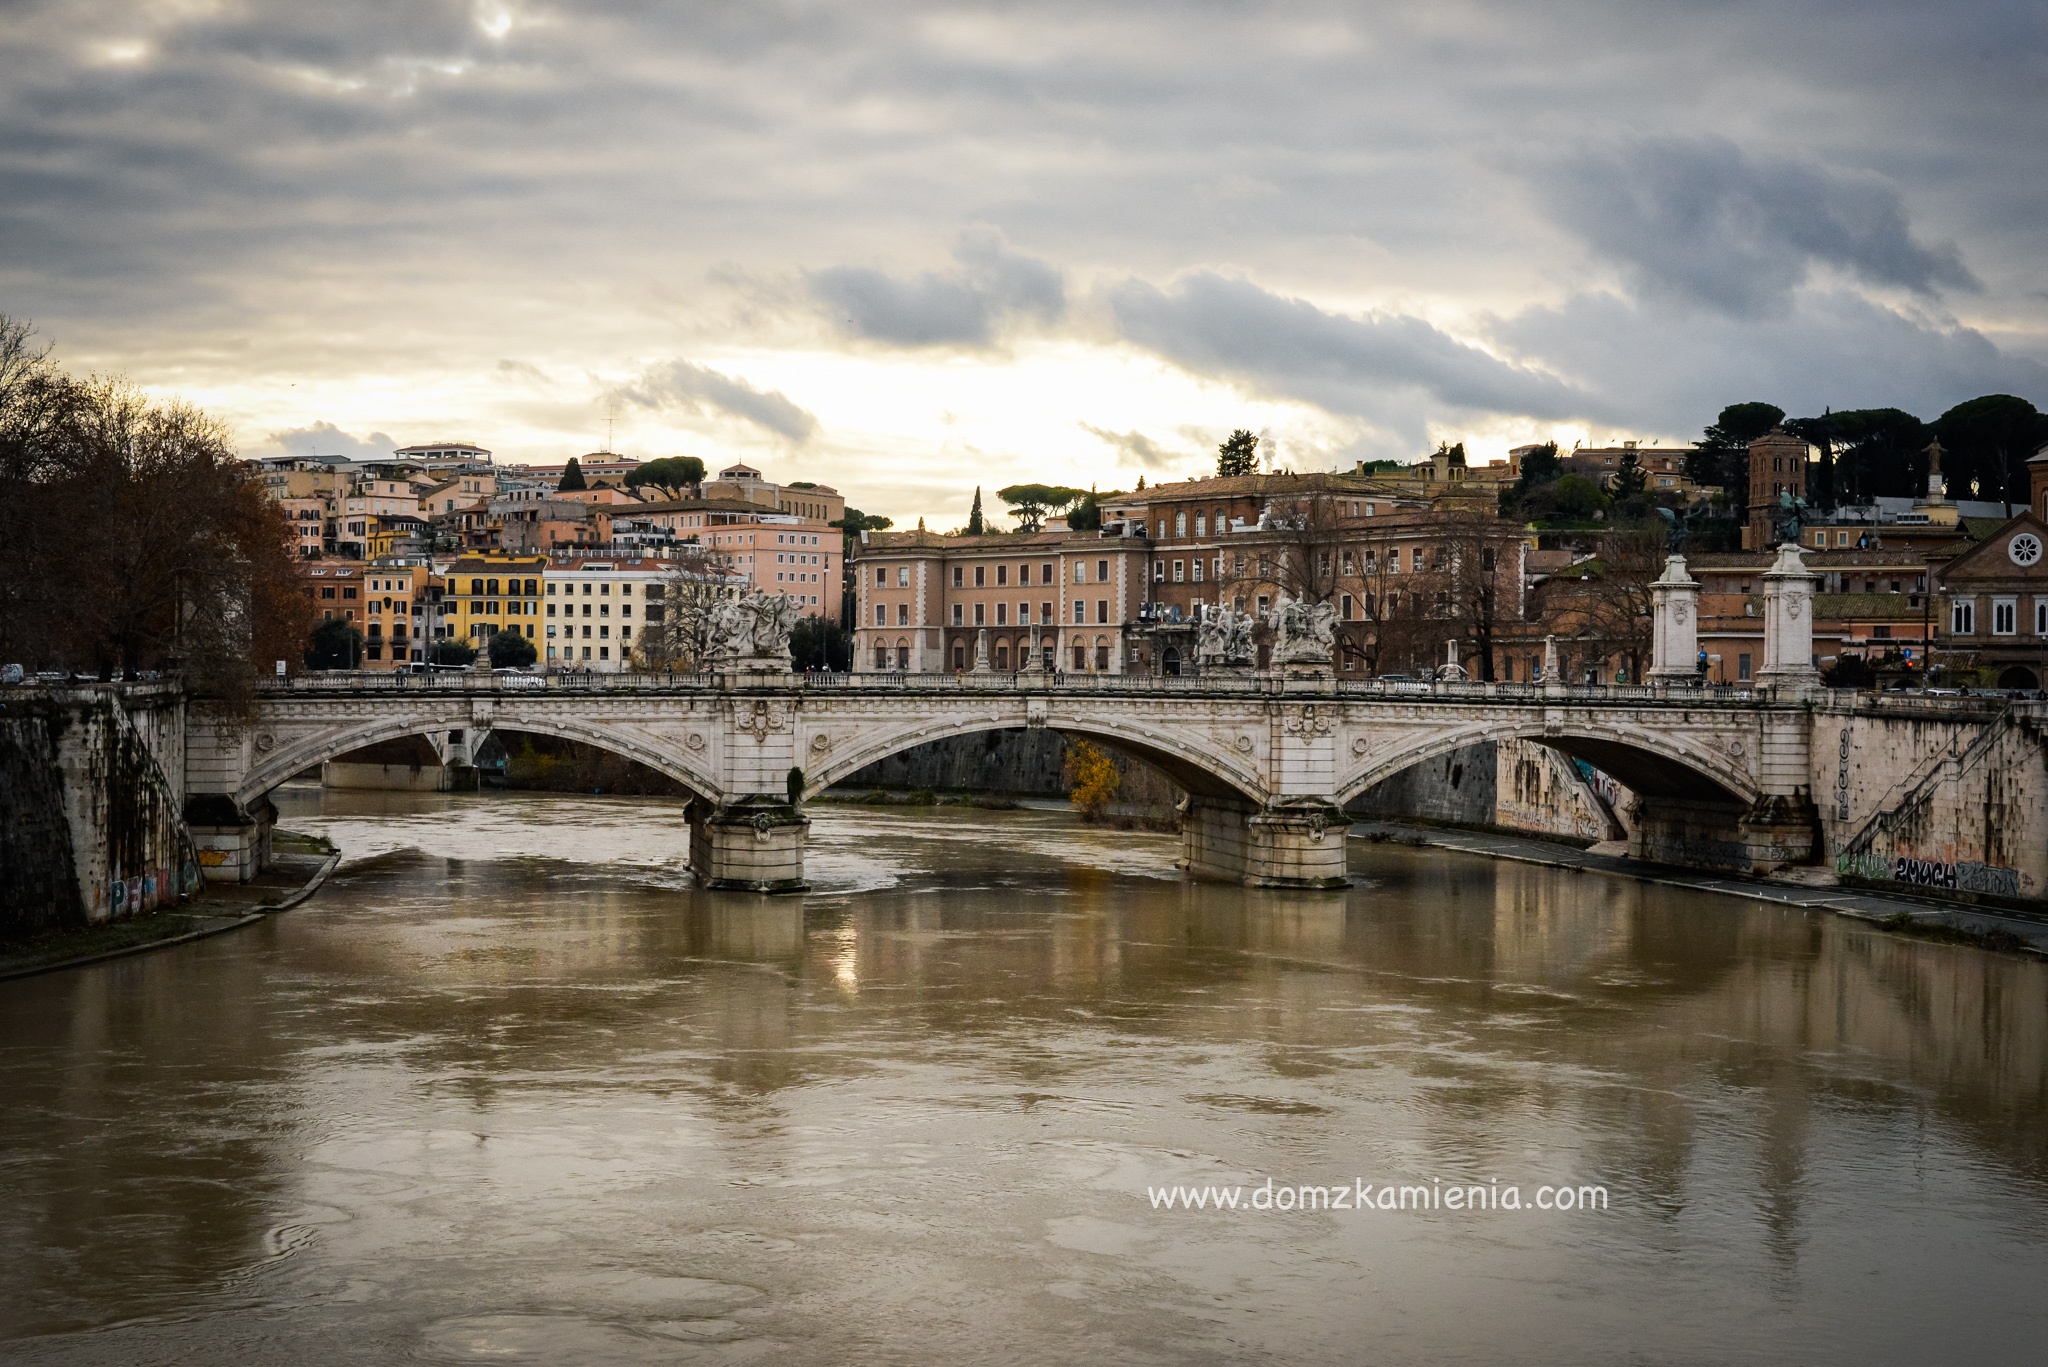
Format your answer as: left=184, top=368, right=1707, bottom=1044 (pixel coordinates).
left=187, top=673, right=1834, bottom=891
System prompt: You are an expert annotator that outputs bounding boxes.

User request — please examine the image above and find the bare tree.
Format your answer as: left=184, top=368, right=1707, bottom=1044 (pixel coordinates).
left=1431, top=511, right=1522, bottom=680
left=0, top=321, right=309, bottom=707
left=1336, top=544, right=1435, bottom=676
left=635, top=547, right=740, bottom=672
left=1213, top=480, right=1353, bottom=608
left=1578, top=523, right=1663, bottom=683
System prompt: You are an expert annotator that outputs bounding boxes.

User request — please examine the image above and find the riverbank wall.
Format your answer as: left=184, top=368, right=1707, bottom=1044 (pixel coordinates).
left=1325, top=737, right=1628, bottom=845
left=833, top=729, right=1183, bottom=824
left=1821, top=701, right=2048, bottom=905
left=0, top=683, right=198, bottom=938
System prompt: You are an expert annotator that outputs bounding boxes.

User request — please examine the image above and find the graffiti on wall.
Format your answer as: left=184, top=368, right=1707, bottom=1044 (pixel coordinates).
left=1838, top=851, right=2024, bottom=898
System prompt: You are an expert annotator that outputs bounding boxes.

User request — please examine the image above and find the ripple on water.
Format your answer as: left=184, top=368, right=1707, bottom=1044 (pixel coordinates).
left=421, top=1276, right=769, bottom=1363
left=421, top=1313, right=761, bottom=1363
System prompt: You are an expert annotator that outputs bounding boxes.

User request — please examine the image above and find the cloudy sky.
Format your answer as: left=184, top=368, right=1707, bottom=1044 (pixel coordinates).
left=5, top=1, right=2045, bottom=527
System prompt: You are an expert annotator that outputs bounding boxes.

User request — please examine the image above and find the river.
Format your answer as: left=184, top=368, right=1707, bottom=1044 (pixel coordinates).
left=2, top=785, right=2045, bottom=1364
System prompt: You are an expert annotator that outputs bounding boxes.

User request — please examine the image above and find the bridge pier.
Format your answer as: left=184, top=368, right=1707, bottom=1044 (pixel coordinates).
left=1181, top=797, right=1351, bottom=889
left=688, top=798, right=809, bottom=893
left=185, top=794, right=275, bottom=884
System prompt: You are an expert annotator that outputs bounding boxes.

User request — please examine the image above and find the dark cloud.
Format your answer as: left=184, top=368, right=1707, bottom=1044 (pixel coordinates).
left=0, top=2, right=2042, bottom=479
left=613, top=359, right=817, bottom=443
left=266, top=421, right=397, bottom=459
left=810, top=231, right=1064, bottom=347
left=1492, top=289, right=2048, bottom=432
left=1079, top=424, right=1183, bottom=470
left=1104, top=272, right=1602, bottom=426
left=496, top=359, right=551, bottom=384
left=1536, top=137, right=1979, bottom=317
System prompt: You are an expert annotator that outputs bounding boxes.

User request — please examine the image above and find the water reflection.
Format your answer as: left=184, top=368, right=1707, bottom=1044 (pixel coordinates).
left=0, top=790, right=2042, bottom=1364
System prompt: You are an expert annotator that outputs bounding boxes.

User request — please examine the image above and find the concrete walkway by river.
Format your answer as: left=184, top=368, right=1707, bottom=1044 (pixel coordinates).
left=1351, top=820, right=2048, bottom=956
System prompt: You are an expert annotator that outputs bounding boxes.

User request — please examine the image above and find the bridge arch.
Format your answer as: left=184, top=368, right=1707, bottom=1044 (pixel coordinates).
left=1335, top=717, right=1761, bottom=810
left=803, top=713, right=1270, bottom=805
left=234, top=711, right=722, bottom=808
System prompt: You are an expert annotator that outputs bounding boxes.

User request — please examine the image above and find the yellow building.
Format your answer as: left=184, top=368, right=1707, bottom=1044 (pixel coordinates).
left=359, top=562, right=432, bottom=668
left=447, top=552, right=547, bottom=651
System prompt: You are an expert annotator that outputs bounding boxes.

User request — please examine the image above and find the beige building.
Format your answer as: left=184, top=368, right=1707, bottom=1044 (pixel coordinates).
left=854, top=529, right=1152, bottom=674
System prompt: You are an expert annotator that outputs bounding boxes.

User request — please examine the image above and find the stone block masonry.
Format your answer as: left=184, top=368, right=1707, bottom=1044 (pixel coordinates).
left=0, top=683, right=197, bottom=935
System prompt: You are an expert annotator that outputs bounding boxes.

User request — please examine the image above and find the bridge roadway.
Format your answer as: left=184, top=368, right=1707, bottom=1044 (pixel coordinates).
left=187, top=669, right=1829, bottom=891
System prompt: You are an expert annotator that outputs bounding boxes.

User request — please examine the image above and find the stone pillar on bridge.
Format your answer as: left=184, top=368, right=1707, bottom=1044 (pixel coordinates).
left=1647, top=555, right=1701, bottom=684
left=1541, top=634, right=1564, bottom=697
left=1741, top=550, right=1825, bottom=867
left=183, top=711, right=276, bottom=883
left=688, top=692, right=809, bottom=893
left=1180, top=699, right=1350, bottom=889
left=1758, top=542, right=1821, bottom=694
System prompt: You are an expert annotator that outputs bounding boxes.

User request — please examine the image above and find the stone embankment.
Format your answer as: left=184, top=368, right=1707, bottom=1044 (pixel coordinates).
left=0, top=682, right=196, bottom=938
left=828, top=729, right=1183, bottom=826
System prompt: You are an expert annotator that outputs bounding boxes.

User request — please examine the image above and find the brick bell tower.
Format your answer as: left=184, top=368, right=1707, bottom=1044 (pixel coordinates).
left=1744, top=428, right=1809, bottom=550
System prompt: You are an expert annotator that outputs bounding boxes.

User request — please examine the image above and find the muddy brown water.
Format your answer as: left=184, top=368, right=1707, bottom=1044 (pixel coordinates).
left=2, top=786, right=2044, bottom=1364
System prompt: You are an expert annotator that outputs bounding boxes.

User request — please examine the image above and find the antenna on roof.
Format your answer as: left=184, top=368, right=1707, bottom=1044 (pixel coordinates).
left=603, top=400, right=619, bottom=454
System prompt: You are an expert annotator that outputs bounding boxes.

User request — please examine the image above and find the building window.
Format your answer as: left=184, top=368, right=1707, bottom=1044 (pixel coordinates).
left=1073, top=561, right=1086, bottom=584
left=1173, top=560, right=1185, bottom=582
left=898, top=566, right=910, bottom=586
left=876, top=605, right=887, bottom=626
left=877, top=567, right=887, bottom=586
left=897, top=645, right=910, bottom=669
left=1341, top=594, right=1354, bottom=620
left=1096, top=599, right=1109, bottom=624
left=1072, top=642, right=1087, bottom=670
left=1872, top=625, right=1891, bottom=639
left=952, top=604, right=963, bottom=626
left=953, top=643, right=966, bottom=670
left=1992, top=597, right=2016, bottom=635
left=1738, top=653, right=1752, bottom=682
left=996, top=603, right=1008, bottom=625
left=1952, top=599, right=1976, bottom=635
left=2037, top=600, right=2048, bottom=636
left=1017, top=602, right=1030, bottom=624
left=1097, top=559, right=1108, bottom=582
left=1073, top=599, right=1085, bottom=623
left=1175, top=511, right=1186, bottom=536
left=1095, top=641, right=1110, bottom=670
left=974, top=603, right=986, bottom=626
left=974, top=566, right=986, bottom=587
left=996, top=565, right=1008, bottom=587
left=953, top=566, right=964, bottom=588
left=897, top=604, right=909, bottom=625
